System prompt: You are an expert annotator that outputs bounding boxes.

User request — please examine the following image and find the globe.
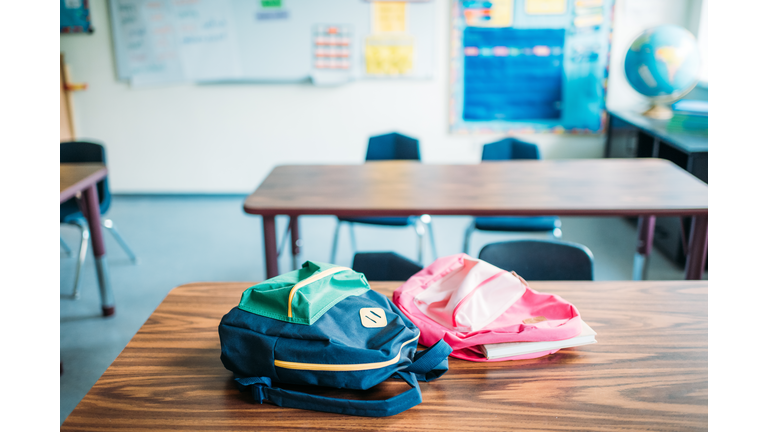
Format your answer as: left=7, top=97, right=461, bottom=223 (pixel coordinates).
left=624, top=25, right=701, bottom=119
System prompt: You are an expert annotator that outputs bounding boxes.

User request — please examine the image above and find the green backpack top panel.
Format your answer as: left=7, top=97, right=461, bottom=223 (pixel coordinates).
left=238, top=261, right=370, bottom=325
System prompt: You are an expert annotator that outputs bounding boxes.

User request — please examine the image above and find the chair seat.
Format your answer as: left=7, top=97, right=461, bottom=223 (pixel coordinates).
left=474, top=216, right=560, bottom=232
left=339, top=216, right=413, bottom=227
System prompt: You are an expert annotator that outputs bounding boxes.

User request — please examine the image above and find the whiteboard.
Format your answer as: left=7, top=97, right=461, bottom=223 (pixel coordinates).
left=108, top=0, right=436, bottom=87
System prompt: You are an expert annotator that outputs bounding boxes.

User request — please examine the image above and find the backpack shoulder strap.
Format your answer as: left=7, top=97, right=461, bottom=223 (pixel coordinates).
left=235, top=371, right=422, bottom=417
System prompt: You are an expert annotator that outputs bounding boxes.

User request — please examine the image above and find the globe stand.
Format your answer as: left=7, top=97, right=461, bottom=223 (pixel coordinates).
left=642, top=103, right=673, bottom=120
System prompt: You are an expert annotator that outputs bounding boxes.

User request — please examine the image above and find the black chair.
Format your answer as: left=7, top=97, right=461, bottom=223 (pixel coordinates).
left=351, top=252, right=423, bottom=281
left=60, top=141, right=137, bottom=299
left=463, top=137, right=562, bottom=254
left=478, top=239, right=594, bottom=281
left=329, top=133, right=437, bottom=265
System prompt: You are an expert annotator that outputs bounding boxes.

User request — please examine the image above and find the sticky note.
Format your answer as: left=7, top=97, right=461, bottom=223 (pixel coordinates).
left=365, top=35, right=414, bottom=75
left=574, top=13, right=603, bottom=27
left=372, top=1, right=407, bottom=33
left=261, top=0, right=281, bottom=8
left=575, top=0, right=603, bottom=7
left=525, top=0, right=566, bottom=15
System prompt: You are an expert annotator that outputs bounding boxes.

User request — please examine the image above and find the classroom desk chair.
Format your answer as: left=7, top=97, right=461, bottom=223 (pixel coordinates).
left=329, top=132, right=437, bottom=265
left=463, top=138, right=562, bottom=254
left=351, top=252, right=423, bottom=281
left=478, top=239, right=594, bottom=281
left=60, top=141, right=137, bottom=299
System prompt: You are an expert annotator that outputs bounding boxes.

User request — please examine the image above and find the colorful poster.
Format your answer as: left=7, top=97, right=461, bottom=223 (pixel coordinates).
left=311, top=24, right=354, bottom=85
left=573, top=1, right=603, bottom=29
left=365, top=35, right=414, bottom=75
left=575, top=0, right=602, bottom=7
left=462, top=0, right=513, bottom=28
left=61, top=0, right=94, bottom=33
left=573, top=13, right=603, bottom=28
left=372, top=1, right=407, bottom=33
left=313, top=25, right=353, bottom=70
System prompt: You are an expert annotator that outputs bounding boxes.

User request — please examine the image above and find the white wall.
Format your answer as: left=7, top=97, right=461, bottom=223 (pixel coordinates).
left=60, top=0, right=698, bottom=193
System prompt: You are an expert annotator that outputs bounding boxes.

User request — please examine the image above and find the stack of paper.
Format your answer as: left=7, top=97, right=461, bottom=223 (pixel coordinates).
left=668, top=99, right=708, bottom=136
left=481, top=319, right=597, bottom=360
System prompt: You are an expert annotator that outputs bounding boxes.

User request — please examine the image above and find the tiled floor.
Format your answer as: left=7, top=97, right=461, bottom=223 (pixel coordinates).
left=60, top=195, right=704, bottom=424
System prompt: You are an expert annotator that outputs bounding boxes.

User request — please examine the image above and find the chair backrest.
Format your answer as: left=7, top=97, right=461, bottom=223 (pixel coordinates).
left=365, top=133, right=420, bottom=161
left=481, top=137, right=540, bottom=161
left=478, top=240, right=594, bottom=281
left=352, top=252, right=423, bottom=281
left=60, top=141, right=111, bottom=220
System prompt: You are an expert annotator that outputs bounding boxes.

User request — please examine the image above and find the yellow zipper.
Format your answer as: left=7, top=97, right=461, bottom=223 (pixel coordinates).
left=274, top=333, right=420, bottom=371
left=287, top=266, right=350, bottom=318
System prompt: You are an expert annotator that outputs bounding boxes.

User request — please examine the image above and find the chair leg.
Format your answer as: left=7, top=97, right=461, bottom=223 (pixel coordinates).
left=60, top=237, right=72, bottom=257
left=63, top=220, right=90, bottom=300
left=348, top=222, right=358, bottom=257
left=426, top=220, right=438, bottom=262
left=553, top=227, right=563, bottom=239
left=414, top=220, right=426, bottom=265
left=462, top=219, right=476, bottom=255
left=103, top=219, right=137, bottom=263
left=419, top=215, right=437, bottom=262
left=330, top=220, right=342, bottom=264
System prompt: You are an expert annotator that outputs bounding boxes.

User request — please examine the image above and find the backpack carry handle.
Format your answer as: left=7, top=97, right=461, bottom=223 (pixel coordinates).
left=405, top=338, right=452, bottom=381
left=236, top=371, right=422, bottom=417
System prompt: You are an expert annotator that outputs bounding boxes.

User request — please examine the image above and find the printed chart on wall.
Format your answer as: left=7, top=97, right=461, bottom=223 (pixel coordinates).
left=108, top=0, right=435, bottom=87
left=449, top=0, right=614, bottom=134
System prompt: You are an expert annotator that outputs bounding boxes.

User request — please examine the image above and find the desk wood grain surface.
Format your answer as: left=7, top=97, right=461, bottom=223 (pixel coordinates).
left=62, top=281, right=707, bottom=431
left=60, top=163, right=107, bottom=203
left=243, top=159, right=708, bottom=217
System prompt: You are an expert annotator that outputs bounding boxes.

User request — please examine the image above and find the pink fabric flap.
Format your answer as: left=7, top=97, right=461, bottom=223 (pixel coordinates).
left=413, top=257, right=526, bottom=332
left=393, top=254, right=582, bottom=362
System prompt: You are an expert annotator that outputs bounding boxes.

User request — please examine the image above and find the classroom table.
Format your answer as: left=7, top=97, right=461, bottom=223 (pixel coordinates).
left=243, top=159, right=708, bottom=280
left=60, top=163, right=115, bottom=316
left=61, top=280, right=708, bottom=431
left=605, top=108, right=708, bottom=266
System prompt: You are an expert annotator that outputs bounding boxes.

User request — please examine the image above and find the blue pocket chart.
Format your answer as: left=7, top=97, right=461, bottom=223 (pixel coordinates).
left=450, top=0, right=615, bottom=134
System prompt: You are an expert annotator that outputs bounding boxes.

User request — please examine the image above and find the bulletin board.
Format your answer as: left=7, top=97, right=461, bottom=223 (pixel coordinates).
left=107, top=0, right=435, bottom=87
left=449, top=0, right=614, bottom=134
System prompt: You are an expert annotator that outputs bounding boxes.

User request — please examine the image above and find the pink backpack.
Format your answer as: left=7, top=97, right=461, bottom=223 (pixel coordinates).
left=393, top=254, right=582, bottom=361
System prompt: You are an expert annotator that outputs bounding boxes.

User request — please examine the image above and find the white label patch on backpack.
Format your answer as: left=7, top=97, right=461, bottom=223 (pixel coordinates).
left=360, top=308, right=387, bottom=328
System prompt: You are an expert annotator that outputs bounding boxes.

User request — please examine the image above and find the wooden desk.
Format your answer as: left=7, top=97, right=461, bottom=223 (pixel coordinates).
left=61, top=281, right=707, bottom=431
left=60, top=163, right=115, bottom=316
left=244, top=159, right=708, bottom=280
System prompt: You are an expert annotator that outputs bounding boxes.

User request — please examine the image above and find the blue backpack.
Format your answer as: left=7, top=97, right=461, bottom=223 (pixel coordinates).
left=218, top=261, right=452, bottom=417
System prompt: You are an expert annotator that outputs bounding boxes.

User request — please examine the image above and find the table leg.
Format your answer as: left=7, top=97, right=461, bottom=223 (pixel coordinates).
left=632, top=216, right=656, bottom=281
left=684, top=214, right=708, bottom=280
left=81, top=184, right=115, bottom=316
left=289, top=216, right=301, bottom=270
left=263, top=216, right=279, bottom=278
